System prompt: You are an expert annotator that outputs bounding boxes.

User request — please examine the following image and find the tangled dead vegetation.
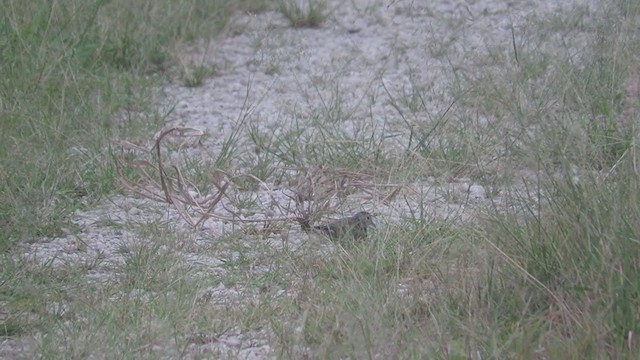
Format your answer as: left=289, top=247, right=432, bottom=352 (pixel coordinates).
left=116, top=127, right=402, bottom=234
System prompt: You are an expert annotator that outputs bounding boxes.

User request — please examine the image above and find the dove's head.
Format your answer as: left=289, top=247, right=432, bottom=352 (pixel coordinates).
left=352, top=211, right=376, bottom=229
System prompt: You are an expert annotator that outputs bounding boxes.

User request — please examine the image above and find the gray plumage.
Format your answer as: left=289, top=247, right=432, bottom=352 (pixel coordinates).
left=313, top=211, right=376, bottom=242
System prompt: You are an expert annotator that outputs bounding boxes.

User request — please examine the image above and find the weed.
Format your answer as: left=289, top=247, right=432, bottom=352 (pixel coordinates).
left=180, top=64, right=218, bottom=87
left=277, top=0, right=328, bottom=28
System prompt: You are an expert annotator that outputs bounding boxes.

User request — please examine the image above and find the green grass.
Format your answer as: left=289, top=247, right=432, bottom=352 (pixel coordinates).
left=451, top=1, right=640, bottom=357
left=0, top=0, right=235, bottom=250
left=1, top=0, right=640, bottom=358
left=277, top=0, right=329, bottom=28
left=0, top=0, right=237, bottom=354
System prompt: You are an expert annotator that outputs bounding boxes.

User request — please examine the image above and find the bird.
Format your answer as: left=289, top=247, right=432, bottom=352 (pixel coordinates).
left=313, top=211, right=376, bottom=242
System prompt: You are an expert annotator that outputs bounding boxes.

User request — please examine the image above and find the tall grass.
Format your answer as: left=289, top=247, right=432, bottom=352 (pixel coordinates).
left=461, top=1, right=640, bottom=357
left=0, top=0, right=232, bottom=249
